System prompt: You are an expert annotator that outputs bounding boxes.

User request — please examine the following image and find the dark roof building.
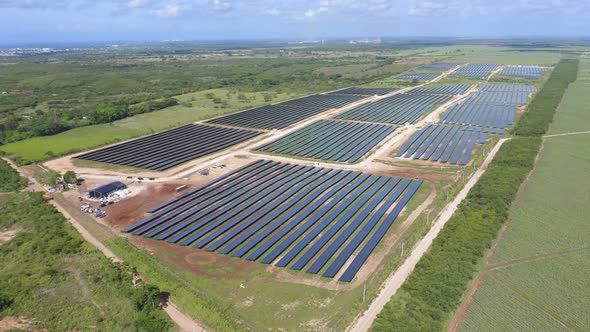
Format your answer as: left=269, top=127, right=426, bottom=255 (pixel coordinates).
left=87, top=181, right=127, bottom=199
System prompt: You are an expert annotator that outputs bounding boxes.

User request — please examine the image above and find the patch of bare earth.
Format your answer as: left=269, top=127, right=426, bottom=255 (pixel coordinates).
left=0, top=228, right=22, bottom=245
left=0, top=316, right=35, bottom=332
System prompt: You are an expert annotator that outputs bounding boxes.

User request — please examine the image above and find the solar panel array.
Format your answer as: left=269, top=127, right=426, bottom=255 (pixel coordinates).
left=206, top=94, right=366, bottom=130
left=255, top=119, right=397, bottom=163
left=498, top=65, right=548, bottom=79
left=327, top=87, right=396, bottom=96
left=451, top=63, right=501, bottom=79
left=335, top=93, right=452, bottom=125
left=396, top=124, right=488, bottom=165
left=438, top=83, right=535, bottom=134
left=76, top=124, right=261, bottom=171
left=479, top=83, right=536, bottom=93
left=397, top=73, right=440, bottom=80
left=124, top=160, right=423, bottom=282
left=407, top=84, right=472, bottom=95
left=417, top=62, right=463, bottom=71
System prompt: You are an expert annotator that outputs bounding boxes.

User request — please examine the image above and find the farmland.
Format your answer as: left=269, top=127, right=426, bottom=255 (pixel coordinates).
left=458, top=59, right=590, bottom=332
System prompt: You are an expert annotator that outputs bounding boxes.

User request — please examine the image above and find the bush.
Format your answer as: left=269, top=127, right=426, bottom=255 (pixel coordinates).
left=0, top=159, right=28, bottom=192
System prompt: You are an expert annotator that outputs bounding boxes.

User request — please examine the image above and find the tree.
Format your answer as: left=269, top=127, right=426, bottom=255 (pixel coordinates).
left=63, top=171, right=77, bottom=185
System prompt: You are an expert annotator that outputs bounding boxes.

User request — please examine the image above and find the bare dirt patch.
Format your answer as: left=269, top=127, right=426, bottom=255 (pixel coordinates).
left=0, top=228, right=22, bottom=245
left=0, top=316, right=35, bottom=332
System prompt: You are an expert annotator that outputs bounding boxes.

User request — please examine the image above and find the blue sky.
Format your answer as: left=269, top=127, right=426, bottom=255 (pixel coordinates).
left=1, top=0, right=589, bottom=44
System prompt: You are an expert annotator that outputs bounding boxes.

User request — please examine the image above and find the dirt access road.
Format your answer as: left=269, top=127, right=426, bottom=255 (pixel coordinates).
left=347, top=138, right=510, bottom=332
left=1, top=158, right=207, bottom=332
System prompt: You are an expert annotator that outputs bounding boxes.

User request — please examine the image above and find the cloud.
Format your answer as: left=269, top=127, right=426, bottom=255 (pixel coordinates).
left=408, top=0, right=461, bottom=17
left=304, top=6, right=328, bottom=18
left=210, top=0, right=232, bottom=12
left=150, top=4, right=186, bottom=17
left=127, top=0, right=153, bottom=8
left=0, top=0, right=73, bottom=9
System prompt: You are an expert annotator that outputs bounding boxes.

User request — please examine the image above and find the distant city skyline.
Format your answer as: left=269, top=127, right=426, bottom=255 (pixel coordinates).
left=1, top=0, right=589, bottom=44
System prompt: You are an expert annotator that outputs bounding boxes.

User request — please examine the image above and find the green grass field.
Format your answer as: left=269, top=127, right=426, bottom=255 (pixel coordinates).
left=458, top=59, right=590, bottom=332
left=0, top=89, right=296, bottom=163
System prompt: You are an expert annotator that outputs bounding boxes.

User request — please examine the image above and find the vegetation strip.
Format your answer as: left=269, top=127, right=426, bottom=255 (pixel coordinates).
left=371, top=58, right=578, bottom=331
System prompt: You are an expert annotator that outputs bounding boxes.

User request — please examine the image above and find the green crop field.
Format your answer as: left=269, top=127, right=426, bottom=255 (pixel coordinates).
left=0, top=89, right=296, bottom=163
left=458, top=59, right=590, bottom=332
left=549, top=59, right=590, bottom=134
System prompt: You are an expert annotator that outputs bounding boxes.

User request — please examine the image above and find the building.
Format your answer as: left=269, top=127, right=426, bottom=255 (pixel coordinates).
left=87, top=181, right=127, bottom=199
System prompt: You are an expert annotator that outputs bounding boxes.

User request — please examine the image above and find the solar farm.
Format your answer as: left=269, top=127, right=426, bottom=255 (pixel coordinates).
left=335, top=93, right=452, bottom=124
left=498, top=65, right=548, bottom=79
left=438, top=83, right=535, bottom=134
left=327, top=87, right=396, bottom=96
left=205, top=94, right=366, bottom=130
left=451, top=63, right=501, bottom=79
left=45, top=57, right=545, bottom=318
left=395, top=82, right=536, bottom=165
left=76, top=124, right=262, bottom=171
left=417, top=62, right=463, bottom=71
left=397, top=73, right=440, bottom=80
left=255, top=119, right=398, bottom=163
left=407, top=83, right=472, bottom=95
left=396, top=124, right=488, bottom=165
left=123, top=160, right=422, bottom=282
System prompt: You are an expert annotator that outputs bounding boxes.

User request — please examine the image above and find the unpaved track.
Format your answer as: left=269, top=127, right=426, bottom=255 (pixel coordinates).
left=1, top=158, right=207, bottom=332
left=543, top=130, right=590, bottom=138
left=347, top=138, right=510, bottom=332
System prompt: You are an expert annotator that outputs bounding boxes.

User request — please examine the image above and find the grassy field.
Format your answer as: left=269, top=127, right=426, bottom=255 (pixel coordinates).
left=0, top=193, right=172, bottom=331
left=549, top=59, right=590, bottom=134
left=458, top=60, right=590, bottom=332
left=445, top=45, right=563, bottom=65
left=0, top=89, right=296, bottom=163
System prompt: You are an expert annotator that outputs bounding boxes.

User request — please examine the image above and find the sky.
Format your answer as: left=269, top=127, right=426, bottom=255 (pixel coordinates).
left=1, top=0, right=589, bottom=44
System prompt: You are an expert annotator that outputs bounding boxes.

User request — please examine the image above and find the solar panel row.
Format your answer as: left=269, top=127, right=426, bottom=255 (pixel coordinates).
left=417, top=62, right=463, bottom=71
left=397, top=73, right=440, bottom=80
left=76, top=124, right=261, bottom=171
left=255, top=119, right=398, bottom=163
left=407, top=84, right=472, bottom=95
left=336, top=93, right=451, bottom=125
left=396, top=124, right=488, bottom=165
left=327, top=87, right=396, bottom=96
left=124, top=160, right=423, bottom=282
left=206, top=94, right=366, bottom=130
left=479, top=82, right=536, bottom=93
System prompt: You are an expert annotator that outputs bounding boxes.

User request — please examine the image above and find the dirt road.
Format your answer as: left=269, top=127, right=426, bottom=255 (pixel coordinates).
left=347, top=138, right=510, bottom=332
left=2, top=158, right=207, bottom=332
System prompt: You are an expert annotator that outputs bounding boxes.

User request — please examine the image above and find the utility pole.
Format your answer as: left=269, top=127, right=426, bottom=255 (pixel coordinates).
left=401, top=241, right=404, bottom=257
left=363, top=282, right=366, bottom=302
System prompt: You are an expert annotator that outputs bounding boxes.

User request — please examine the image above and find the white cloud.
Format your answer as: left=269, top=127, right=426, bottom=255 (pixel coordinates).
left=408, top=0, right=461, bottom=17
left=304, top=6, right=328, bottom=18
left=210, top=0, right=232, bottom=12
left=151, top=4, right=185, bottom=17
left=127, top=0, right=152, bottom=8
